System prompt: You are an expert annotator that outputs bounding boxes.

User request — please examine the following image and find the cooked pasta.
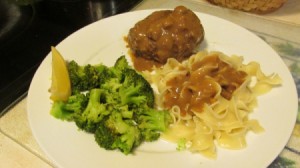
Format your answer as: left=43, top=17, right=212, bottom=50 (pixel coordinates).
left=142, top=50, right=281, bottom=158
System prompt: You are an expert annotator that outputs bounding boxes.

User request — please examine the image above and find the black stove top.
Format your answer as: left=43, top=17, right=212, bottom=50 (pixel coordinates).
left=0, top=0, right=142, bottom=115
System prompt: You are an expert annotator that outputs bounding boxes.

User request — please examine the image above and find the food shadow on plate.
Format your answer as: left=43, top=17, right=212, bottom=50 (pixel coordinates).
left=197, top=38, right=209, bottom=52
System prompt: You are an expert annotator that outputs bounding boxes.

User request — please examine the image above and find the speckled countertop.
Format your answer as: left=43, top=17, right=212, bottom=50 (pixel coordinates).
left=1, top=0, right=299, bottom=167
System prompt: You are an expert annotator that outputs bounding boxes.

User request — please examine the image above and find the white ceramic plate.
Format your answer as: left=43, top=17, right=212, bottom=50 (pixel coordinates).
left=27, top=10, right=298, bottom=168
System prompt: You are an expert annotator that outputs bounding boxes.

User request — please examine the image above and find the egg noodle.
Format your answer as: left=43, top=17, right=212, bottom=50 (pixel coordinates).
left=142, top=50, right=281, bottom=158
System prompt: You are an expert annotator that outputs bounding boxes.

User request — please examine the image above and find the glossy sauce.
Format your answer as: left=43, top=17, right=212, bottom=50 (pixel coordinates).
left=127, top=6, right=204, bottom=65
left=128, top=50, right=163, bottom=71
left=163, top=55, right=247, bottom=116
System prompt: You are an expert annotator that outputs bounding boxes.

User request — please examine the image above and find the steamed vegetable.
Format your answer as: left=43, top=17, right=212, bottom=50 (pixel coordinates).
left=50, top=54, right=172, bottom=154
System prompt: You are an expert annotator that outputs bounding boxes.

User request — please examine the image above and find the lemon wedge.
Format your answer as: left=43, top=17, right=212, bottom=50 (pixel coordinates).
left=49, top=46, right=71, bottom=101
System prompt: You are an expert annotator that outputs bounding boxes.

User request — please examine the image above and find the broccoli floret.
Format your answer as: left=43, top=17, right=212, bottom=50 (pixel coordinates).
left=119, top=84, right=146, bottom=106
left=114, top=55, right=130, bottom=71
left=136, top=108, right=172, bottom=142
left=119, top=105, right=133, bottom=119
left=50, top=93, right=88, bottom=121
left=119, top=68, right=154, bottom=107
left=94, top=122, right=116, bottom=150
left=95, top=110, right=141, bottom=154
left=101, top=78, right=122, bottom=93
left=73, top=88, right=110, bottom=133
left=105, top=110, right=131, bottom=134
left=113, top=126, right=141, bottom=154
left=63, top=93, right=89, bottom=113
left=67, top=60, right=109, bottom=93
left=176, top=138, right=187, bottom=151
left=97, top=65, right=116, bottom=85
left=110, top=55, right=130, bottom=80
left=101, top=62, right=154, bottom=108
left=140, top=129, right=160, bottom=142
left=50, top=101, right=74, bottom=121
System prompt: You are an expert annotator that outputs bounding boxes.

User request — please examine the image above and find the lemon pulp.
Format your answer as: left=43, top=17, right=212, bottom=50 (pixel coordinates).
left=49, top=46, right=71, bottom=101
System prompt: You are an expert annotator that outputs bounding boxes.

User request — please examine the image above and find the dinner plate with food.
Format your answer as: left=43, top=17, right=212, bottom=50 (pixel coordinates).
left=27, top=6, right=297, bottom=168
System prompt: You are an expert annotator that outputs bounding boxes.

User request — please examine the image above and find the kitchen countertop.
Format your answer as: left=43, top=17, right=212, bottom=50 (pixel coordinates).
left=1, top=0, right=299, bottom=167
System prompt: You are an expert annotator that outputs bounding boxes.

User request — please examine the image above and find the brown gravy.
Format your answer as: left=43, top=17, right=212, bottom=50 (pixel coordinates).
left=127, top=6, right=204, bottom=65
left=163, top=55, right=247, bottom=116
left=128, top=50, right=163, bottom=71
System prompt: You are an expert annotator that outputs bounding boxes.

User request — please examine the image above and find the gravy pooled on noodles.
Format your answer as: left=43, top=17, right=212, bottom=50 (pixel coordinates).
left=127, top=6, right=204, bottom=71
left=144, top=50, right=281, bottom=158
left=163, top=54, right=247, bottom=116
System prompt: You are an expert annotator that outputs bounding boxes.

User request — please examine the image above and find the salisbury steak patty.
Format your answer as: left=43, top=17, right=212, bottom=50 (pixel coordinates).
left=127, top=6, right=204, bottom=64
